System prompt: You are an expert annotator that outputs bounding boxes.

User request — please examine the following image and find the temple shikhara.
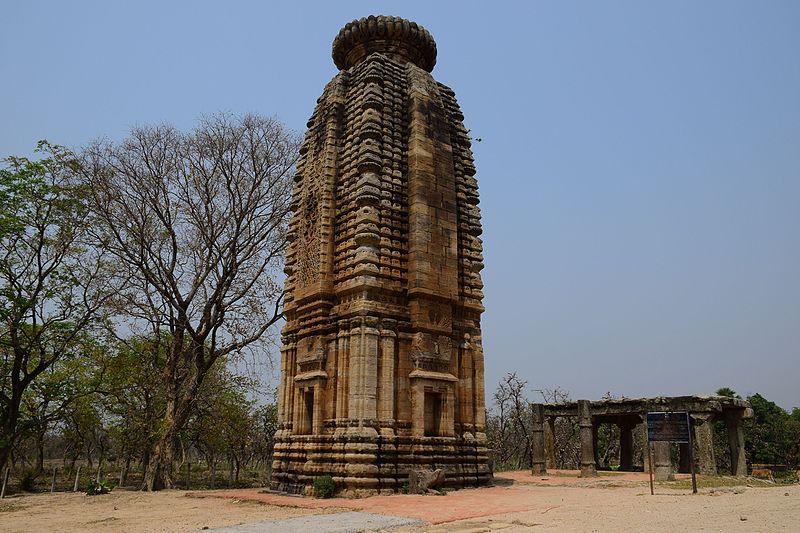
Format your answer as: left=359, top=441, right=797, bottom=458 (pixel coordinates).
left=271, top=15, right=491, bottom=494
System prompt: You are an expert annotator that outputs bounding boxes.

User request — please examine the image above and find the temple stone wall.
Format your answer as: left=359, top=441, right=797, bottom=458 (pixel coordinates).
left=271, top=15, right=491, bottom=495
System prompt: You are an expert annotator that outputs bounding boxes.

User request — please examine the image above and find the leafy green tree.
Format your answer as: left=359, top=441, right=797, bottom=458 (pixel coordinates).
left=188, top=364, right=259, bottom=486
left=745, top=393, right=799, bottom=466
left=97, top=336, right=166, bottom=483
left=17, top=343, right=103, bottom=475
left=0, top=142, right=113, bottom=474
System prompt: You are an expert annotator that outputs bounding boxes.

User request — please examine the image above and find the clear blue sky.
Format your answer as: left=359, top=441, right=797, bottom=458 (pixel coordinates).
left=3, top=1, right=799, bottom=409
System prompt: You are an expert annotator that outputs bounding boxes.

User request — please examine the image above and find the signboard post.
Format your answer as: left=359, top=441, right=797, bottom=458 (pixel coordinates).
left=645, top=411, right=697, bottom=494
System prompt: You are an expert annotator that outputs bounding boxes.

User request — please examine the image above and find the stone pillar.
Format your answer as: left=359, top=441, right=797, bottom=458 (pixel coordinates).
left=276, top=339, right=290, bottom=435
left=444, top=382, right=456, bottom=437
left=292, top=386, right=304, bottom=434
left=287, top=336, right=298, bottom=433
left=410, top=380, right=425, bottom=438
left=335, top=322, right=349, bottom=423
left=578, top=400, right=596, bottom=477
left=378, top=319, right=397, bottom=436
left=348, top=318, right=379, bottom=437
left=472, top=338, right=487, bottom=441
left=653, top=441, right=674, bottom=481
left=531, top=404, right=546, bottom=475
left=618, top=419, right=634, bottom=472
left=692, top=413, right=717, bottom=475
left=312, top=383, right=324, bottom=435
left=347, top=319, right=362, bottom=423
left=362, top=317, right=380, bottom=425
left=726, top=412, right=747, bottom=476
left=545, top=417, right=557, bottom=469
left=639, top=417, right=648, bottom=470
left=458, top=336, right=475, bottom=438
left=678, top=443, right=691, bottom=474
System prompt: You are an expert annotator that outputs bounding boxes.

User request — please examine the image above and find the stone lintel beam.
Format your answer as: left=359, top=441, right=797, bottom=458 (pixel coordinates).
left=543, top=395, right=752, bottom=420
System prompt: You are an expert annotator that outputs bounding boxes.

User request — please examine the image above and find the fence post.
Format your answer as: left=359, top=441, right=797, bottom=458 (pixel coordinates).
left=73, top=466, right=81, bottom=492
left=51, top=465, right=57, bottom=493
left=1, top=467, right=9, bottom=498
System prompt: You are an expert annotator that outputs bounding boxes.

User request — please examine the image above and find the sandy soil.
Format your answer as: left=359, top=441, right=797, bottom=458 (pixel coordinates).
left=1, top=471, right=798, bottom=532
left=0, top=490, right=336, bottom=533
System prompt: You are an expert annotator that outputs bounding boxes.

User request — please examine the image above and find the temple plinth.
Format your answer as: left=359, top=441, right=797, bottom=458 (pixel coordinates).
left=271, top=15, right=491, bottom=495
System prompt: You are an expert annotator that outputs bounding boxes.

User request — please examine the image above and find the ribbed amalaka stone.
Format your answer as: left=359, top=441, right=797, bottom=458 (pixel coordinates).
left=271, top=15, right=491, bottom=495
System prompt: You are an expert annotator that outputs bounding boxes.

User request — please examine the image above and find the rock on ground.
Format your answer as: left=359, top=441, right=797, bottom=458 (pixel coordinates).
left=201, top=511, right=423, bottom=533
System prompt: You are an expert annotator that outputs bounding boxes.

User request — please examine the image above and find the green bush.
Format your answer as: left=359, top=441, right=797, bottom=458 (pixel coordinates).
left=19, top=471, right=38, bottom=492
left=86, top=479, right=113, bottom=495
left=312, top=475, right=336, bottom=498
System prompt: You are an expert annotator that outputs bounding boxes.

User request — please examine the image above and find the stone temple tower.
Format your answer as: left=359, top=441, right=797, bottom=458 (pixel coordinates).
left=272, top=15, right=491, bottom=494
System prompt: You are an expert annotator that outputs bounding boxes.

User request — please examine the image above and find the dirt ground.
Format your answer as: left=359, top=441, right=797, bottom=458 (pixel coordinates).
left=1, top=471, right=798, bottom=532
left=0, top=490, right=337, bottom=533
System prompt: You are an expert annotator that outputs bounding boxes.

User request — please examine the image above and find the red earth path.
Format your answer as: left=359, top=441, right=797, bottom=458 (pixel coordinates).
left=187, top=470, right=664, bottom=525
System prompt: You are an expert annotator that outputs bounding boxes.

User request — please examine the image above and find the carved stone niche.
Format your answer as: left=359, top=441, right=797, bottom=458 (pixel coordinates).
left=409, top=370, right=457, bottom=438
left=410, top=332, right=453, bottom=373
left=296, top=336, right=327, bottom=376
left=293, top=374, right=327, bottom=436
left=292, top=336, right=328, bottom=437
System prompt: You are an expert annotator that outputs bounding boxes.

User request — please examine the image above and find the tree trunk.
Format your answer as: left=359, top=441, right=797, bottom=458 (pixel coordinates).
left=142, top=393, right=194, bottom=491
left=142, top=422, right=177, bottom=490
left=0, top=397, right=22, bottom=475
left=35, top=430, right=46, bottom=476
left=0, top=447, right=10, bottom=481
left=120, top=455, right=131, bottom=487
left=142, top=361, right=204, bottom=491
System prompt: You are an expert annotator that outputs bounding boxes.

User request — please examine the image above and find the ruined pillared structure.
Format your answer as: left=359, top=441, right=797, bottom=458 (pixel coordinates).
left=531, top=395, right=753, bottom=481
left=271, top=16, right=491, bottom=494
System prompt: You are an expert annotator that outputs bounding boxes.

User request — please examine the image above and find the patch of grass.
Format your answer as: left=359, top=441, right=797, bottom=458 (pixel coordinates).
left=19, top=470, right=38, bottom=492
left=86, top=479, right=114, bottom=495
left=550, top=471, right=580, bottom=477
left=0, top=502, right=24, bottom=513
left=662, top=476, right=774, bottom=490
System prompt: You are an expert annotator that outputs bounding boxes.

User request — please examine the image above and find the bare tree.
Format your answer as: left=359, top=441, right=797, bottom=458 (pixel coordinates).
left=488, top=373, right=532, bottom=470
left=82, top=114, right=299, bottom=490
left=536, top=387, right=581, bottom=469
